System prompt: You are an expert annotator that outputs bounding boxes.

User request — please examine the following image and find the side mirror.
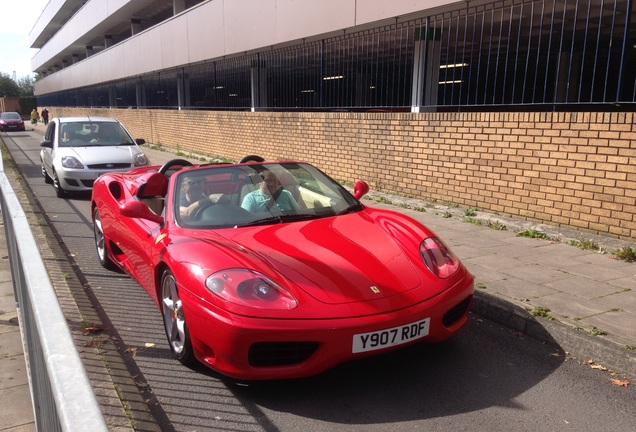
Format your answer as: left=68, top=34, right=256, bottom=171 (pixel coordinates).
left=135, top=138, right=146, bottom=145
left=119, top=201, right=164, bottom=224
left=353, top=180, right=369, bottom=199
left=40, top=139, right=53, bottom=148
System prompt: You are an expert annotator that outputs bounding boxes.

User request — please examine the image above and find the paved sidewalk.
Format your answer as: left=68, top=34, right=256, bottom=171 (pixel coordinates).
left=1, top=124, right=635, bottom=431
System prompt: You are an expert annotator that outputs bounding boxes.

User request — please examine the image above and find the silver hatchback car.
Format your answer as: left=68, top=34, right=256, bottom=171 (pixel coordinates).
left=40, top=117, right=149, bottom=197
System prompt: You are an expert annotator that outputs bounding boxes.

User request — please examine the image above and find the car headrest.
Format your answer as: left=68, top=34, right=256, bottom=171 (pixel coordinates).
left=136, top=172, right=169, bottom=198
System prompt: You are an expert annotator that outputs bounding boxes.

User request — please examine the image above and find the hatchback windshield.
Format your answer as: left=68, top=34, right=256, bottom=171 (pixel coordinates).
left=1, top=112, right=21, bottom=120
left=174, top=163, right=363, bottom=228
left=59, top=121, right=134, bottom=147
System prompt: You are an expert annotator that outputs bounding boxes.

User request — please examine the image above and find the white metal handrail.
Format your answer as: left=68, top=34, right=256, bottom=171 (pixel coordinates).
left=0, top=157, right=108, bottom=432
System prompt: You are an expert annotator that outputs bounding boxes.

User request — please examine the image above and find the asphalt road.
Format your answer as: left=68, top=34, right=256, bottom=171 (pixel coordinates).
left=2, top=129, right=636, bottom=432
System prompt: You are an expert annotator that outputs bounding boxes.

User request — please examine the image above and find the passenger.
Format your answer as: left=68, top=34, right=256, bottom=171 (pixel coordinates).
left=92, top=123, right=122, bottom=143
left=241, top=170, right=297, bottom=213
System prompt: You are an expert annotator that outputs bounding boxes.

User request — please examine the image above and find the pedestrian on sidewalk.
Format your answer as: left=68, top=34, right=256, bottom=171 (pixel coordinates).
left=41, top=108, right=49, bottom=125
left=30, top=109, right=39, bottom=125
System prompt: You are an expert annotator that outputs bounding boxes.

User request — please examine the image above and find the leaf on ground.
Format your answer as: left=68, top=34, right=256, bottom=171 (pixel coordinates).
left=610, top=379, right=629, bottom=387
left=591, top=364, right=608, bottom=371
left=81, top=324, right=103, bottom=335
left=125, top=347, right=138, bottom=356
left=135, top=380, right=149, bottom=389
left=145, top=342, right=155, bottom=348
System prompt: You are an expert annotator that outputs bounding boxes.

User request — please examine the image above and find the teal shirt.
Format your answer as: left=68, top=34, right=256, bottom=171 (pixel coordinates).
left=241, top=189, right=297, bottom=213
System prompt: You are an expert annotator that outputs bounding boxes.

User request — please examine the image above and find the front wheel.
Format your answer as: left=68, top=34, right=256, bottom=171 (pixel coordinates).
left=52, top=170, right=68, bottom=198
left=93, top=207, right=117, bottom=271
left=41, top=162, right=53, bottom=184
left=160, top=269, right=196, bottom=365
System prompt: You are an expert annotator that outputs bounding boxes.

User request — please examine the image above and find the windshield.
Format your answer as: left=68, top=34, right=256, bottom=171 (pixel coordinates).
left=1, top=113, right=21, bottom=120
left=173, top=163, right=363, bottom=228
left=58, top=121, right=134, bottom=147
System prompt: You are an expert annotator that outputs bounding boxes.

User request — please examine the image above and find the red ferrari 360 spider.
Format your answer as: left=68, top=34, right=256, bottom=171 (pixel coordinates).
left=91, top=156, right=474, bottom=380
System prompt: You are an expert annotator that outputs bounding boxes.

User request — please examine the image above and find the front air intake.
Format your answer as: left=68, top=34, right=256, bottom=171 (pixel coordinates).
left=248, top=342, right=319, bottom=367
left=443, top=295, right=473, bottom=327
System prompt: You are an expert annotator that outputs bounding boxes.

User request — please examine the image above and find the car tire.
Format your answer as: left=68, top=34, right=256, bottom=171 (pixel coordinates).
left=41, top=162, right=53, bottom=184
left=160, top=269, right=196, bottom=366
left=93, top=207, right=118, bottom=271
left=52, top=170, right=68, bottom=198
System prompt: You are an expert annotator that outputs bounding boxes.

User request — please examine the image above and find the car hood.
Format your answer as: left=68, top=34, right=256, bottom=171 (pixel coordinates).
left=213, top=213, right=425, bottom=304
left=57, top=145, right=142, bottom=164
left=1, top=118, right=23, bottom=124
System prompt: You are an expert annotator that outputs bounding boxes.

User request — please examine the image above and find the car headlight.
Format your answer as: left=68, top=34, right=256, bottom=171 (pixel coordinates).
left=134, top=153, right=148, bottom=166
left=60, top=156, right=84, bottom=169
left=205, top=269, right=298, bottom=310
left=419, top=237, right=460, bottom=279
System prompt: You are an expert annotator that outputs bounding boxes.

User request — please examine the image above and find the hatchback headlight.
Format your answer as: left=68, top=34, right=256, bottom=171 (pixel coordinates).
left=61, top=156, right=84, bottom=169
left=134, top=153, right=148, bottom=166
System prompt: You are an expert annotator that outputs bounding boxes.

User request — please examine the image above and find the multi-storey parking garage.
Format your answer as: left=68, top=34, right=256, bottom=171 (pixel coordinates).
left=32, top=0, right=635, bottom=111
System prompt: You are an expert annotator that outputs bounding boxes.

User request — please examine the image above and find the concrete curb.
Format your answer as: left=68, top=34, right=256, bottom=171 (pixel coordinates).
left=472, top=290, right=636, bottom=379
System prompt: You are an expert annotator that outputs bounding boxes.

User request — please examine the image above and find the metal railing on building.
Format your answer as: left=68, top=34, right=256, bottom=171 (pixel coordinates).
left=36, top=0, right=635, bottom=112
left=0, top=159, right=108, bottom=431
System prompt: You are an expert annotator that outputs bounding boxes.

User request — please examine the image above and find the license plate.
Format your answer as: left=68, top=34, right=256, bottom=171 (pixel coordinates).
left=352, top=318, right=430, bottom=353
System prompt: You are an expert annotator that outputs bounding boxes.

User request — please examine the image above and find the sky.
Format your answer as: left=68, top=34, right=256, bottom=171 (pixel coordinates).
left=0, top=0, right=49, bottom=79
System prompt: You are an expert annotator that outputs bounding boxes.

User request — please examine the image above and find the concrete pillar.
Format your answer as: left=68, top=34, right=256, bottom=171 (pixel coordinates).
left=72, top=54, right=80, bottom=64
left=173, top=0, right=186, bottom=14
left=250, top=58, right=268, bottom=111
left=557, top=51, right=581, bottom=103
left=131, top=19, right=142, bottom=35
left=104, top=35, right=113, bottom=49
left=411, top=23, right=440, bottom=112
left=177, top=72, right=190, bottom=109
left=85, top=46, right=93, bottom=57
left=109, top=86, right=116, bottom=108
left=136, top=79, right=146, bottom=107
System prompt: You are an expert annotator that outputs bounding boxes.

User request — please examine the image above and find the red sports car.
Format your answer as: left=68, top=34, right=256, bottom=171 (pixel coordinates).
left=91, top=157, right=474, bottom=380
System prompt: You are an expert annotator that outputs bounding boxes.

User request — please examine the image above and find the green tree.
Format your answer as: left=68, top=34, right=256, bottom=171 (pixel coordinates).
left=0, top=72, right=21, bottom=97
left=16, top=75, right=35, bottom=97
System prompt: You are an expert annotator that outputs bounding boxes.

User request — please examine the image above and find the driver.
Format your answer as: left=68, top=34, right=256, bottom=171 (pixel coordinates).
left=179, top=175, right=214, bottom=220
left=241, top=170, right=297, bottom=213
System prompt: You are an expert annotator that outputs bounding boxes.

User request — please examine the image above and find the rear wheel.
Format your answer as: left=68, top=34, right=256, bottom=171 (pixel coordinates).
left=160, top=269, right=196, bottom=366
left=93, top=207, right=117, bottom=270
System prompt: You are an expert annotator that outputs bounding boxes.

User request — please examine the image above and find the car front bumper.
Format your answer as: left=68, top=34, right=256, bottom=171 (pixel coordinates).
left=0, top=124, right=25, bottom=132
left=181, top=272, right=474, bottom=380
left=57, top=166, right=135, bottom=191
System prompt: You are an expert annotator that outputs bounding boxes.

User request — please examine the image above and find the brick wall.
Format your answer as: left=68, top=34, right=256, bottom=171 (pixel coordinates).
left=44, top=107, right=636, bottom=241
left=1, top=97, right=21, bottom=114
